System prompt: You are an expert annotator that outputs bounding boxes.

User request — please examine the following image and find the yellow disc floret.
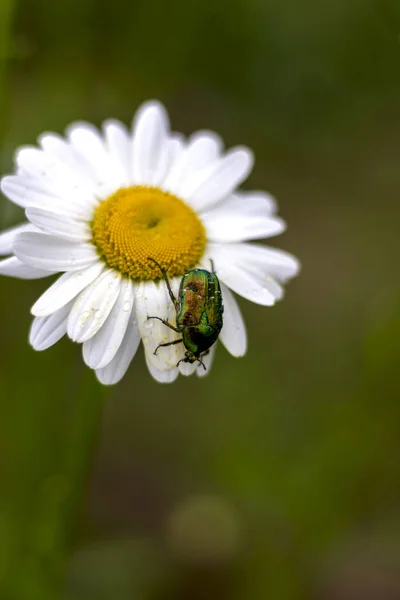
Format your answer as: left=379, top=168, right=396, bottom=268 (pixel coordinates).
left=91, top=186, right=206, bottom=281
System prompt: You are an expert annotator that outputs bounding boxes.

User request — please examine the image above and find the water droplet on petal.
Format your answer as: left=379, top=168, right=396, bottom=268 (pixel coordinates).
left=143, top=319, right=153, bottom=329
left=94, top=309, right=101, bottom=319
left=123, top=301, right=131, bottom=312
left=82, top=310, right=90, bottom=319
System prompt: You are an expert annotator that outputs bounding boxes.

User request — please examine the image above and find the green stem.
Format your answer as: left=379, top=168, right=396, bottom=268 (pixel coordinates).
left=44, top=369, right=110, bottom=595
left=1, top=368, right=110, bottom=599
left=62, top=370, right=109, bottom=542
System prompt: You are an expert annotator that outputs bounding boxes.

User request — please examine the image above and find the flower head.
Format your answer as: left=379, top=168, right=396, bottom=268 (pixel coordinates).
left=0, top=101, right=299, bottom=384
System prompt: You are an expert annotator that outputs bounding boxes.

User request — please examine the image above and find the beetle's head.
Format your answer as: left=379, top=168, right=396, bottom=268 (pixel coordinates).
left=177, top=351, right=207, bottom=371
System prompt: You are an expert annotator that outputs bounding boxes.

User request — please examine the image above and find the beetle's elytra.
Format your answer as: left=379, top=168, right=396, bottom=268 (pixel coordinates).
left=147, top=258, right=224, bottom=370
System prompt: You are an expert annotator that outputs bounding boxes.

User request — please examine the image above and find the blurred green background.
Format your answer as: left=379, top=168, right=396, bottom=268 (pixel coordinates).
left=1, top=0, right=400, bottom=598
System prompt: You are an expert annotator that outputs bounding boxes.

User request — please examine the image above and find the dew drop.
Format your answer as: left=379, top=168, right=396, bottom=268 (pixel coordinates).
left=82, top=310, right=90, bottom=319
left=123, top=301, right=131, bottom=312
left=262, top=285, right=274, bottom=296
left=94, top=309, right=102, bottom=319
left=143, top=319, right=153, bottom=329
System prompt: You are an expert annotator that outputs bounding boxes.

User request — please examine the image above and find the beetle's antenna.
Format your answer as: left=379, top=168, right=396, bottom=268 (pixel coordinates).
left=197, top=357, right=207, bottom=371
left=147, top=257, right=178, bottom=309
left=209, top=258, right=215, bottom=274
left=147, top=256, right=166, bottom=276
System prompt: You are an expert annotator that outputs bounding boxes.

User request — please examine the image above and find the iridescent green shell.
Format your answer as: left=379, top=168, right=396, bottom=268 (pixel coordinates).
left=176, top=268, right=223, bottom=355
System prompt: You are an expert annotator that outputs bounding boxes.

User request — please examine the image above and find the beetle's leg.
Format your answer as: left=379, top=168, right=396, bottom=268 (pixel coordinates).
left=196, top=357, right=207, bottom=371
left=147, top=315, right=180, bottom=333
left=176, top=356, right=192, bottom=368
left=147, top=257, right=179, bottom=310
left=154, top=338, right=183, bottom=356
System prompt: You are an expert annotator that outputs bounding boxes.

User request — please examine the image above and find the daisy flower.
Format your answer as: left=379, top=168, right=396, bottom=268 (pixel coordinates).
left=0, top=101, right=299, bottom=384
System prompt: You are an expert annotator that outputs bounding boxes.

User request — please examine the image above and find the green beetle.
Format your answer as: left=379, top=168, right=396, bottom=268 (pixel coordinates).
left=147, top=258, right=224, bottom=370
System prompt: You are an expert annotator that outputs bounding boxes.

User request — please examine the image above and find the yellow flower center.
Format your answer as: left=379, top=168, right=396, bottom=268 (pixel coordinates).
left=91, top=186, right=206, bottom=280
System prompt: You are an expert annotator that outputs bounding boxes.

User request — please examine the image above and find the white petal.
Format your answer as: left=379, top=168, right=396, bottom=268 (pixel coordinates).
left=200, top=190, right=279, bottom=241
left=65, top=122, right=105, bottom=161
left=83, top=278, right=134, bottom=369
left=95, top=312, right=141, bottom=385
left=220, top=263, right=276, bottom=305
left=103, top=119, right=131, bottom=185
left=67, top=269, right=121, bottom=343
left=16, top=166, right=28, bottom=177
left=208, top=242, right=300, bottom=282
left=131, top=101, right=170, bottom=186
left=145, top=354, right=179, bottom=383
left=14, top=146, right=49, bottom=177
left=0, top=256, right=55, bottom=279
left=201, top=206, right=285, bottom=242
left=163, top=130, right=222, bottom=195
left=196, top=343, right=217, bottom=378
left=66, top=121, right=126, bottom=194
left=38, top=132, right=99, bottom=185
left=15, top=147, right=98, bottom=202
left=188, top=130, right=223, bottom=162
left=178, top=360, right=197, bottom=376
left=13, top=232, right=98, bottom=272
left=227, top=190, right=277, bottom=215
left=187, top=146, right=254, bottom=212
left=219, top=284, right=247, bottom=357
left=25, top=207, right=91, bottom=242
left=1, top=175, right=55, bottom=209
left=29, top=301, right=72, bottom=351
left=135, top=278, right=183, bottom=370
left=165, top=133, right=185, bottom=171
left=0, top=223, right=37, bottom=256
left=234, top=266, right=279, bottom=304
left=1, top=175, right=96, bottom=218
left=204, top=244, right=280, bottom=306
left=31, top=261, right=104, bottom=317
